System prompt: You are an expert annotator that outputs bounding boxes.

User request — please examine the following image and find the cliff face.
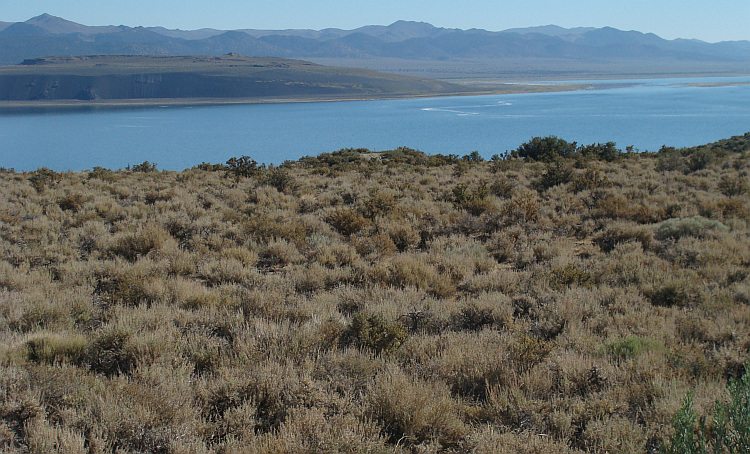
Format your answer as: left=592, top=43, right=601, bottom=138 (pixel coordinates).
left=0, top=54, right=470, bottom=101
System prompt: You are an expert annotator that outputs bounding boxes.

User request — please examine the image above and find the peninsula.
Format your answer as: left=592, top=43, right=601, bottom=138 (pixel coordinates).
left=0, top=54, right=585, bottom=111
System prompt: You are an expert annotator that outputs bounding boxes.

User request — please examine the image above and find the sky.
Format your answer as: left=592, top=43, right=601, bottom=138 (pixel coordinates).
left=3, top=0, right=749, bottom=43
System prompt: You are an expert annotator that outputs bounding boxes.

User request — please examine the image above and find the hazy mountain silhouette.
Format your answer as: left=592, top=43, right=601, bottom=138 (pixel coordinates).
left=0, top=22, right=51, bottom=37
left=24, top=13, right=124, bottom=35
left=1, top=14, right=749, bottom=66
left=502, top=25, right=596, bottom=37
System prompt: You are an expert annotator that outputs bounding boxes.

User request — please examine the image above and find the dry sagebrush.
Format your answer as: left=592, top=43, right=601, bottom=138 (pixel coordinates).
left=0, top=135, right=748, bottom=453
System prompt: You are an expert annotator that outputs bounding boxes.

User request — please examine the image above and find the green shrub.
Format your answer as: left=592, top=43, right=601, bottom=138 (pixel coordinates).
left=195, top=161, right=226, bottom=171
left=351, top=233, right=397, bottom=258
left=57, top=193, right=88, bottom=212
left=28, top=167, right=59, bottom=193
left=643, top=280, right=695, bottom=307
left=644, top=283, right=692, bottom=308
left=716, top=199, right=749, bottom=219
left=392, top=226, right=423, bottom=255
left=578, top=141, right=621, bottom=161
left=264, top=166, right=297, bottom=194
left=510, top=333, right=555, bottom=372
left=687, top=149, right=713, bottom=172
left=380, top=146, right=433, bottom=166
left=342, top=313, right=407, bottom=355
left=225, top=155, right=263, bottom=180
left=663, top=363, right=750, bottom=454
left=86, top=327, right=136, bottom=376
left=451, top=181, right=492, bottom=215
left=363, top=189, right=398, bottom=218
left=143, top=189, right=173, bottom=205
left=489, top=176, right=514, bottom=198
left=327, top=208, right=370, bottom=236
left=502, top=194, right=539, bottom=224
left=450, top=302, right=497, bottom=331
left=606, top=336, right=662, bottom=362
left=94, top=271, right=151, bottom=306
left=127, top=161, right=157, bottom=172
left=718, top=175, right=749, bottom=197
left=463, top=150, right=484, bottom=163
left=655, top=217, right=729, bottom=241
left=511, top=136, right=577, bottom=162
left=713, top=364, right=750, bottom=454
left=87, top=166, right=115, bottom=181
left=300, top=147, right=370, bottom=170
left=593, top=224, right=654, bottom=252
left=537, top=159, right=574, bottom=190
left=549, top=263, right=593, bottom=289
left=572, top=168, right=613, bottom=192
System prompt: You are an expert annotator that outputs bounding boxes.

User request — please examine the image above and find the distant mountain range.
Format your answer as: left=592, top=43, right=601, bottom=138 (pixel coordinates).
left=1, top=14, right=750, bottom=68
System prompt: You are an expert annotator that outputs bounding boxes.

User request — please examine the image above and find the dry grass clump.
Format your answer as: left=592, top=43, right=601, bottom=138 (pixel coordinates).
left=366, top=366, right=468, bottom=449
left=0, top=134, right=748, bottom=452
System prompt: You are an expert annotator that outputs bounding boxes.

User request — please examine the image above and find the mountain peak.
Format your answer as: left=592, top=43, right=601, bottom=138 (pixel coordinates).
left=27, top=13, right=55, bottom=20
left=389, top=20, right=434, bottom=26
left=349, top=20, right=445, bottom=42
left=386, top=20, right=438, bottom=31
left=22, top=13, right=128, bottom=36
left=26, top=13, right=70, bottom=24
left=23, top=13, right=91, bottom=35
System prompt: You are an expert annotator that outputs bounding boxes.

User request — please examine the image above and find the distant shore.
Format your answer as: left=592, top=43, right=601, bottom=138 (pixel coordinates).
left=672, top=81, right=750, bottom=88
left=5, top=75, right=747, bottom=114
left=0, top=83, right=595, bottom=113
left=3, top=53, right=747, bottom=113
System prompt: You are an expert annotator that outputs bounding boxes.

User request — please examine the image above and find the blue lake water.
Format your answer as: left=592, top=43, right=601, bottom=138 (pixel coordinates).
left=1, top=76, right=749, bottom=171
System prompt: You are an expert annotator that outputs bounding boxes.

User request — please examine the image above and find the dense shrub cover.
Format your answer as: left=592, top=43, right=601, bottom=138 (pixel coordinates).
left=0, top=134, right=748, bottom=453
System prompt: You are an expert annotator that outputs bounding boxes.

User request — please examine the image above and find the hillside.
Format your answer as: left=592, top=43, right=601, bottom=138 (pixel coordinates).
left=1, top=14, right=749, bottom=79
left=0, top=54, right=479, bottom=103
left=0, top=135, right=748, bottom=452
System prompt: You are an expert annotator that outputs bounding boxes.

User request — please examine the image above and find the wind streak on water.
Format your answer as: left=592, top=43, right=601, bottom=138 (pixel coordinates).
left=421, top=100, right=514, bottom=115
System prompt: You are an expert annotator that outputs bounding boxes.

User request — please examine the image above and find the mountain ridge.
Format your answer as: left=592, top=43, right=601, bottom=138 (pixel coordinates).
left=9, top=14, right=746, bottom=45
left=1, top=14, right=749, bottom=78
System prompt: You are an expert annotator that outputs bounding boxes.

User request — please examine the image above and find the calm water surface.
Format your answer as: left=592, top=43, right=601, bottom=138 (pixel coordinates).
left=1, top=76, right=749, bottom=171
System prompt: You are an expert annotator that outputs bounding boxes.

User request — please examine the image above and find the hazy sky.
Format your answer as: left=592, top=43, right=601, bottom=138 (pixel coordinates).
left=4, top=0, right=749, bottom=43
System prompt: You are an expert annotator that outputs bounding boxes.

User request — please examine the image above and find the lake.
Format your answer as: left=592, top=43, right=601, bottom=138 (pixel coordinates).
left=1, top=76, right=749, bottom=171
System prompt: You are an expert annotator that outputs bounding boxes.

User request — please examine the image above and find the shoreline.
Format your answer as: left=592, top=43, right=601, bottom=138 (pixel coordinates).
left=0, top=83, right=592, bottom=113
left=4, top=74, right=749, bottom=114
